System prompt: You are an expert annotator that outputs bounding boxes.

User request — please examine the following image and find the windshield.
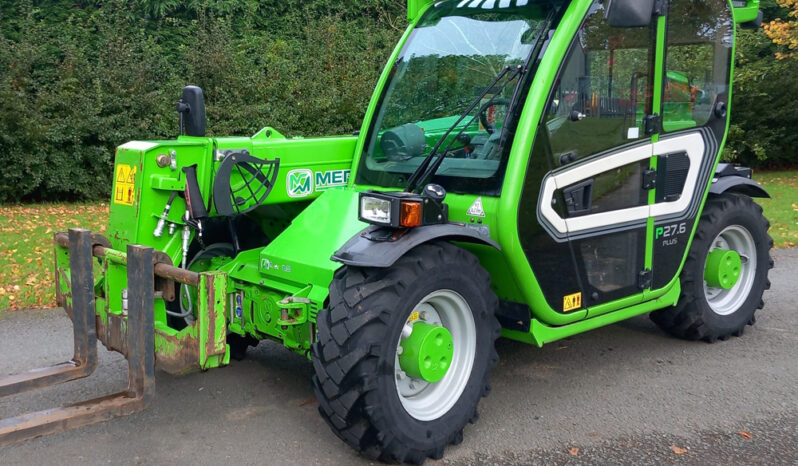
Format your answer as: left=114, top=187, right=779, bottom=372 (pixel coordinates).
left=356, top=0, right=557, bottom=194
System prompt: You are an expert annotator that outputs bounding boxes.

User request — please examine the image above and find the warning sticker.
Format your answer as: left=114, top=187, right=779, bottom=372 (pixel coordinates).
left=114, top=164, right=137, bottom=206
left=466, top=197, right=486, bottom=217
left=408, top=311, right=420, bottom=323
left=563, top=292, right=582, bottom=313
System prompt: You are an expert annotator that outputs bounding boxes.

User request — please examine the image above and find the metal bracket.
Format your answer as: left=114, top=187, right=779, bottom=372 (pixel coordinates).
left=638, top=269, right=653, bottom=290
left=644, top=114, right=661, bottom=136
left=653, top=0, right=669, bottom=16
left=278, top=296, right=311, bottom=326
left=642, top=169, right=657, bottom=190
left=0, top=229, right=155, bottom=447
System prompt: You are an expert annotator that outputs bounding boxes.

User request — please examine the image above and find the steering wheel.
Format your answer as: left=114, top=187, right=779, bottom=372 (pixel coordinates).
left=477, top=97, right=511, bottom=135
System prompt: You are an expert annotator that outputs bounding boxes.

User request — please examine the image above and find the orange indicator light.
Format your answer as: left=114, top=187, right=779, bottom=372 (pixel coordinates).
left=400, top=201, right=422, bottom=228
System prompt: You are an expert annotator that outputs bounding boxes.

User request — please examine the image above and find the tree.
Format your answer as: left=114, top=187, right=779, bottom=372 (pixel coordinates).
left=764, top=0, right=798, bottom=59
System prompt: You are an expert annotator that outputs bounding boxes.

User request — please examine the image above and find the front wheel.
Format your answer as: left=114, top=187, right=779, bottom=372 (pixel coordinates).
left=651, top=193, right=773, bottom=342
left=312, top=241, right=500, bottom=463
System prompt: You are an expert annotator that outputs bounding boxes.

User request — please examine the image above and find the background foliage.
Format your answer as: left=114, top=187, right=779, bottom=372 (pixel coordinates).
left=0, top=0, right=795, bottom=202
left=725, top=0, right=798, bottom=168
left=764, top=0, right=798, bottom=58
left=0, top=0, right=405, bottom=202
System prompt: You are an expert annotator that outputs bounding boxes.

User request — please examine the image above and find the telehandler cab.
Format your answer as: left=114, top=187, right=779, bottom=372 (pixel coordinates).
left=0, top=0, right=771, bottom=463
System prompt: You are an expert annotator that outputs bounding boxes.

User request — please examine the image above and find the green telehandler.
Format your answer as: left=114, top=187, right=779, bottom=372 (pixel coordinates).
left=0, top=0, right=772, bottom=463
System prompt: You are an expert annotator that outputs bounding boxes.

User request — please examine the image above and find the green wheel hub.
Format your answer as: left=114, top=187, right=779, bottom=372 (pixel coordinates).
left=705, top=248, right=742, bottom=290
left=399, top=322, right=454, bottom=383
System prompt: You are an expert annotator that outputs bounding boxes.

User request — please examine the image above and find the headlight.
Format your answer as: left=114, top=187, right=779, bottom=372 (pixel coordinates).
left=360, top=195, right=392, bottom=225
left=358, top=188, right=448, bottom=229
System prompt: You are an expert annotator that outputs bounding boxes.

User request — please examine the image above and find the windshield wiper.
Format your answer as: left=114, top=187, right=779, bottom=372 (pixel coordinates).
left=405, top=64, right=523, bottom=193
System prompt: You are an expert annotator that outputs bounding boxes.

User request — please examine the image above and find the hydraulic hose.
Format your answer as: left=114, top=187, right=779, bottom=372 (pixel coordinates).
left=165, top=220, right=194, bottom=318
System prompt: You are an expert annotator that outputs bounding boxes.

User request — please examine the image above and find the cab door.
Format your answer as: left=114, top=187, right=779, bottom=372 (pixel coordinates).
left=650, top=0, right=735, bottom=290
left=519, top=1, right=659, bottom=315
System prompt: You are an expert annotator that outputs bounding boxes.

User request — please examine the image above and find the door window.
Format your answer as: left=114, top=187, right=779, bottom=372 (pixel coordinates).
left=662, top=0, right=734, bottom=132
left=559, top=160, right=651, bottom=218
left=544, top=2, right=655, bottom=166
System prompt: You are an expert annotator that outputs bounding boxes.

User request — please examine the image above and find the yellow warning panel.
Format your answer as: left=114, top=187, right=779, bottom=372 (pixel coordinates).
left=563, top=292, right=582, bottom=313
left=114, top=164, right=137, bottom=206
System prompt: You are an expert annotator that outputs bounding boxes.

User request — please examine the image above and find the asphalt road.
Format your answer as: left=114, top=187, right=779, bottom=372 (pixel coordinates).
left=0, top=248, right=797, bottom=465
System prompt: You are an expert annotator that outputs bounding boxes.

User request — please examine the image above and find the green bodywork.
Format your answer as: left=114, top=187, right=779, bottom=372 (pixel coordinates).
left=53, top=0, right=759, bottom=373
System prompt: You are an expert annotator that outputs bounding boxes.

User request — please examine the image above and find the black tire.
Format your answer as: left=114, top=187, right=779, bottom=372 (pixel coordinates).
left=311, top=241, right=500, bottom=464
left=651, top=193, right=773, bottom=342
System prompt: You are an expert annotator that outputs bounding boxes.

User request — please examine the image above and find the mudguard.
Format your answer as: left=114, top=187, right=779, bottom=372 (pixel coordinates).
left=709, top=175, right=770, bottom=199
left=332, top=223, right=500, bottom=268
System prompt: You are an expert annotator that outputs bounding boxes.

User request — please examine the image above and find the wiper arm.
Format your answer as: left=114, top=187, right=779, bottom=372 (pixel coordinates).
left=405, top=65, right=523, bottom=193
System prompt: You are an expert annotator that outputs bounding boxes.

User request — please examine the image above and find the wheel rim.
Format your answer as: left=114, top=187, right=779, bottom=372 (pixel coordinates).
left=394, top=290, right=476, bottom=421
left=703, top=225, right=757, bottom=316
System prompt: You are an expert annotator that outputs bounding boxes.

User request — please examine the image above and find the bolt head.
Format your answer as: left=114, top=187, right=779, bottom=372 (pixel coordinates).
left=156, top=154, right=171, bottom=168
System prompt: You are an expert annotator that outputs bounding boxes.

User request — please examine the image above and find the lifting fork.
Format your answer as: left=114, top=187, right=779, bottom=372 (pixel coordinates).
left=0, top=229, right=155, bottom=447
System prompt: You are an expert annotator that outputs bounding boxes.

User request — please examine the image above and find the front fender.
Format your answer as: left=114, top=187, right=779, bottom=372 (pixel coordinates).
left=332, top=224, right=500, bottom=268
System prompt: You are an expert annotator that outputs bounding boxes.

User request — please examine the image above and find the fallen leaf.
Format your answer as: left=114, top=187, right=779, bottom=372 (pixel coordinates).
left=568, top=447, right=580, bottom=456
left=739, top=431, right=752, bottom=439
left=297, top=397, right=316, bottom=407
left=671, top=445, right=688, bottom=455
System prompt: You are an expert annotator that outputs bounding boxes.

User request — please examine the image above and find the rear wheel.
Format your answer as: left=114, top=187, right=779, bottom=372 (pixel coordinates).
left=312, top=241, right=500, bottom=463
left=651, top=194, right=773, bottom=342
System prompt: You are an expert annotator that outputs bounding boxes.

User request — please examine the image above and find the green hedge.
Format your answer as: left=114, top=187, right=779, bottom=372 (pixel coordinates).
left=0, top=1, right=795, bottom=202
left=0, top=1, right=404, bottom=202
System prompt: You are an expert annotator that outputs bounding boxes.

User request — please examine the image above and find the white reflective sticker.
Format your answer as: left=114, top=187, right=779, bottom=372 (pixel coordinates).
left=627, top=127, right=640, bottom=139
left=467, top=197, right=486, bottom=217
left=119, top=141, right=158, bottom=151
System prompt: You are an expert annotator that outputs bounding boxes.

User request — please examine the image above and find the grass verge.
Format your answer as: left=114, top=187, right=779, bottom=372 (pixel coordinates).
left=754, top=170, right=798, bottom=249
left=0, top=204, right=109, bottom=310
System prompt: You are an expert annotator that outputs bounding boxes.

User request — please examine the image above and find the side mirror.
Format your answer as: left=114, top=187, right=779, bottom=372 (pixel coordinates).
left=607, top=0, right=656, bottom=28
left=739, top=10, right=763, bottom=29
left=176, top=86, right=206, bottom=137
